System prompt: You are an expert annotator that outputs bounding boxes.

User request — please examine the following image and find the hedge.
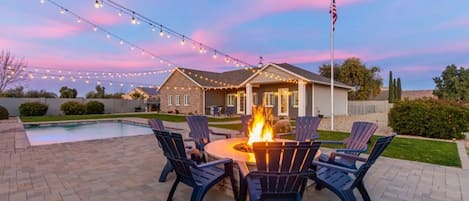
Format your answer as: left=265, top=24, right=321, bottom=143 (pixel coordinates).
left=86, top=101, right=105, bottom=114
left=60, top=101, right=86, bottom=115
left=388, top=98, right=469, bottom=139
left=19, top=102, right=48, bottom=116
left=0, top=105, right=8, bottom=120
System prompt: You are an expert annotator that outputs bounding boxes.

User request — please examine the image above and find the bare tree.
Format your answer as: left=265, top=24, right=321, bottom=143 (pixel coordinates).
left=0, top=50, right=26, bottom=93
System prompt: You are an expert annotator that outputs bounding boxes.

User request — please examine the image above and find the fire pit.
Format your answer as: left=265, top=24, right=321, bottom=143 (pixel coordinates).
left=205, top=106, right=277, bottom=165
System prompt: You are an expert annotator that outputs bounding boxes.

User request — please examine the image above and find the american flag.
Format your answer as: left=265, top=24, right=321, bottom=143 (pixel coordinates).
left=330, top=0, right=337, bottom=31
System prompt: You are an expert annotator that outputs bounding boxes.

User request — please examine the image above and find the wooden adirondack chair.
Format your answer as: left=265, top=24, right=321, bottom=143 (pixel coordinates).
left=186, top=115, right=233, bottom=162
left=275, top=116, right=321, bottom=141
left=312, top=135, right=396, bottom=201
left=149, top=119, right=200, bottom=182
left=319, top=121, right=378, bottom=169
left=238, top=141, right=321, bottom=201
left=294, top=116, right=321, bottom=141
left=240, top=114, right=252, bottom=137
left=154, top=130, right=238, bottom=201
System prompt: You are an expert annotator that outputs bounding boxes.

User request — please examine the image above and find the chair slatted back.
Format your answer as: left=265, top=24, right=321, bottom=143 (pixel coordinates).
left=148, top=119, right=165, bottom=130
left=346, top=122, right=378, bottom=155
left=240, top=115, right=252, bottom=137
left=226, top=106, right=234, bottom=116
left=213, top=107, right=220, bottom=115
left=295, top=116, right=321, bottom=141
left=252, top=141, right=321, bottom=194
left=154, top=130, right=196, bottom=185
left=353, top=135, right=395, bottom=185
left=186, top=115, right=211, bottom=151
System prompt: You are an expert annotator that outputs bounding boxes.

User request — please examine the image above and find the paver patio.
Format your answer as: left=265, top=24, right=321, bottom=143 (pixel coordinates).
left=0, top=118, right=468, bottom=201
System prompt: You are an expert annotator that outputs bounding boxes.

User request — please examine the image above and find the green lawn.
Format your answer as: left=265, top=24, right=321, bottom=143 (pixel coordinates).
left=21, top=113, right=240, bottom=123
left=211, top=124, right=461, bottom=167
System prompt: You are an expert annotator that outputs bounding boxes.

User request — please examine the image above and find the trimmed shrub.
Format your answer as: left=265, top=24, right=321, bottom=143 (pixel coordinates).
left=0, top=105, right=9, bottom=120
left=19, top=102, right=48, bottom=116
left=60, top=101, right=86, bottom=115
left=389, top=98, right=469, bottom=139
left=86, top=101, right=105, bottom=114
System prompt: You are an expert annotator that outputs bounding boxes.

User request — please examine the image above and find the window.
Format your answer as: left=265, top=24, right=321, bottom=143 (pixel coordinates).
left=184, top=94, right=189, bottom=106
left=227, top=94, right=236, bottom=106
left=253, top=93, right=258, bottom=105
left=263, top=92, right=275, bottom=107
left=167, top=95, right=172, bottom=106
left=175, top=95, right=180, bottom=106
left=292, top=91, right=299, bottom=108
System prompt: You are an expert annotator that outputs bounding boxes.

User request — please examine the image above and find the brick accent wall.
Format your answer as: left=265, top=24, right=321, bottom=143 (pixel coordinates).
left=159, top=71, right=203, bottom=114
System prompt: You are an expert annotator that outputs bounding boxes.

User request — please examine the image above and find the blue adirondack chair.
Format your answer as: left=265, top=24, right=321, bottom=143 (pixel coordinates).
left=240, top=114, right=252, bottom=137
left=312, top=134, right=396, bottom=201
left=238, top=141, right=321, bottom=201
left=212, top=106, right=221, bottom=116
left=226, top=106, right=234, bottom=117
left=186, top=115, right=233, bottom=162
left=149, top=119, right=200, bottom=182
left=275, top=116, right=321, bottom=141
left=154, top=130, right=238, bottom=201
left=318, top=121, right=378, bottom=169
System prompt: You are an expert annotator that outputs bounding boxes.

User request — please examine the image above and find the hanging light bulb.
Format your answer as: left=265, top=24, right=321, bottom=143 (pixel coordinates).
left=118, top=10, right=122, bottom=16
left=94, top=0, right=100, bottom=8
left=119, top=40, right=124, bottom=45
left=212, top=51, right=217, bottom=59
left=60, top=8, right=66, bottom=14
left=151, top=25, right=156, bottom=32
left=77, top=18, right=81, bottom=23
left=180, top=36, right=185, bottom=45
left=106, top=34, right=111, bottom=39
left=131, top=16, right=137, bottom=24
left=93, top=26, right=97, bottom=31
left=159, top=25, right=164, bottom=37
left=166, top=34, right=171, bottom=39
left=40, top=0, right=45, bottom=4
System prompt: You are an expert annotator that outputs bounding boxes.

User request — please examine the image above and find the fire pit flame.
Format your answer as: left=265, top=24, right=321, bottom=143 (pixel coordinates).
left=247, top=106, right=274, bottom=145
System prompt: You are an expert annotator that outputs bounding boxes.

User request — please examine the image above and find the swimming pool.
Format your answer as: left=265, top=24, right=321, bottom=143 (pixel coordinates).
left=24, top=121, right=153, bottom=146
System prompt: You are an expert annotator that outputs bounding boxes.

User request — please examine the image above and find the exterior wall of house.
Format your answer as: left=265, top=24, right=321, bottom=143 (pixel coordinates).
left=249, top=66, right=297, bottom=84
left=252, top=83, right=301, bottom=117
left=313, top=84, right=349, bottom=117
left=159, top=71, right=203, bottom=114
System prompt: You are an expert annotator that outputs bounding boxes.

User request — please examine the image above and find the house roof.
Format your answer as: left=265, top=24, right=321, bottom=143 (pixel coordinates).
left=161, top=63, right=352, bottom=89
left=274, top=63, right=351, bottom=88
left=137, top=87, right=159, bottom=96
left=178, top=67, right=256, bottom=87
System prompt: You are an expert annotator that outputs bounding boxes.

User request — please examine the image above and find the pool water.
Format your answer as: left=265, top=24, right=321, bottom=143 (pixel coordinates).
left=25, top=121, right=153, bottom=146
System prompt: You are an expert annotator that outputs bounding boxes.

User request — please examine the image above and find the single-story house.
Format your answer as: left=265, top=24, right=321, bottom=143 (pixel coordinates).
left=122, top=87, right=160, bottom=111
left=158, top=63, right=352, bottom=117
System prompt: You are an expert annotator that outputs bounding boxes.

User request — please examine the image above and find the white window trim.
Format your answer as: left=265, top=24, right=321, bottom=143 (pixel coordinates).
left=253, top=92, right=258, bottom=106
left=168, top=95, right=172, bottom=106
left=292, top=91, right=299, bottom=108
left=175, top=95, right=180, bottom=106
left=227, top=93, right=236, bottom=106
left=184, top=94, right=189, bottom=106
left=264, top=92, right=274, bottom=107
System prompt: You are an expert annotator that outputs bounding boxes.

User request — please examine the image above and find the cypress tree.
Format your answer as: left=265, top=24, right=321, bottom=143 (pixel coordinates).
left=393, top=78, right=397, bottom=102
left=397, top=78, right=402, bottom=100
left=388, top=71, right=394, bottom=103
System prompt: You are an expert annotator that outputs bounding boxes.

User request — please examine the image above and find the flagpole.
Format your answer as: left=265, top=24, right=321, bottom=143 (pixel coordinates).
left=330, top=0, right=335, bottom=131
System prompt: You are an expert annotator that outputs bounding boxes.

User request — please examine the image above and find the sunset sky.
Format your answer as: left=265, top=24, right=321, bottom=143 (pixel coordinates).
left=1, top=0, right=468, bottom=96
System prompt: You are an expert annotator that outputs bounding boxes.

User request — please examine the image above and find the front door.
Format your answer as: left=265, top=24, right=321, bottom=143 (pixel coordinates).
left=278, top=88, right=289, bottom=116
left=237, top=91, right=245, bottom=114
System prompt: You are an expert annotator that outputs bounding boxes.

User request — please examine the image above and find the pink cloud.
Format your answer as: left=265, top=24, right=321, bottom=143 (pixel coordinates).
left=11, top=19, right=86, bottom=39
left=87, top=11, right=122, bottom=25
left=214, top=0, right=366, bottom=31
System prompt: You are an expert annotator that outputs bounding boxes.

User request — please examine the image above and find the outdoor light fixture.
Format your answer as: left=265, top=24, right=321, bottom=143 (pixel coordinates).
left=131, top=15, right=137, bottom=24
left=180, top=36, right=185, bottom=45
left=159, top=25, right=164, bottom=37
left=94, top=0, right=100, bottom=8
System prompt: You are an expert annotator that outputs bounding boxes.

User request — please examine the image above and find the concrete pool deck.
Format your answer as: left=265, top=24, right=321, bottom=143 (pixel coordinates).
left=0, top=118, right=468, bottom=201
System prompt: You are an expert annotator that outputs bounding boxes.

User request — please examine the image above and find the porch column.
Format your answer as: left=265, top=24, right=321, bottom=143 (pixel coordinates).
left=246, top=83, right=253, bottom=115
left=298, top=80, right=306, bottom=116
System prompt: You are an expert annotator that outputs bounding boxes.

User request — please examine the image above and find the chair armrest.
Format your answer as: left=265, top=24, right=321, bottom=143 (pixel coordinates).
left=209, top=129, right=233, bottom=139
left=196, top=158, right=233, bottom=169
left=329, top=152, right=367, bottom=162
left=316, top=140, right=344, bottom=144
left=312, top=161, right=358, bottom=174
left=237, top=161, right=250, bottom=178
left=335, top=147, right=367, bottom=153
left=275, top=131, right=293, bottom=138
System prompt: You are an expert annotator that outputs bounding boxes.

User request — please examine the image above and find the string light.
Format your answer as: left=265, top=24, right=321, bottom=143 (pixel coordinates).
left=42, top=0, right=295, bottom=87
left=131, top=12, right=137, bottom=24
left=40, top=0, right=45, bottom=4
left=94, top=0, right=100, bottom=8
left=180, top=35, right=185, bottom=46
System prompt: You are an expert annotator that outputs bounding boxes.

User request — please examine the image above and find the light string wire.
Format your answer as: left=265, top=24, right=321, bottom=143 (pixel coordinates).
left=96, top=0, right=299, bottom=84
left=40, top=0, right=238, bottom=88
